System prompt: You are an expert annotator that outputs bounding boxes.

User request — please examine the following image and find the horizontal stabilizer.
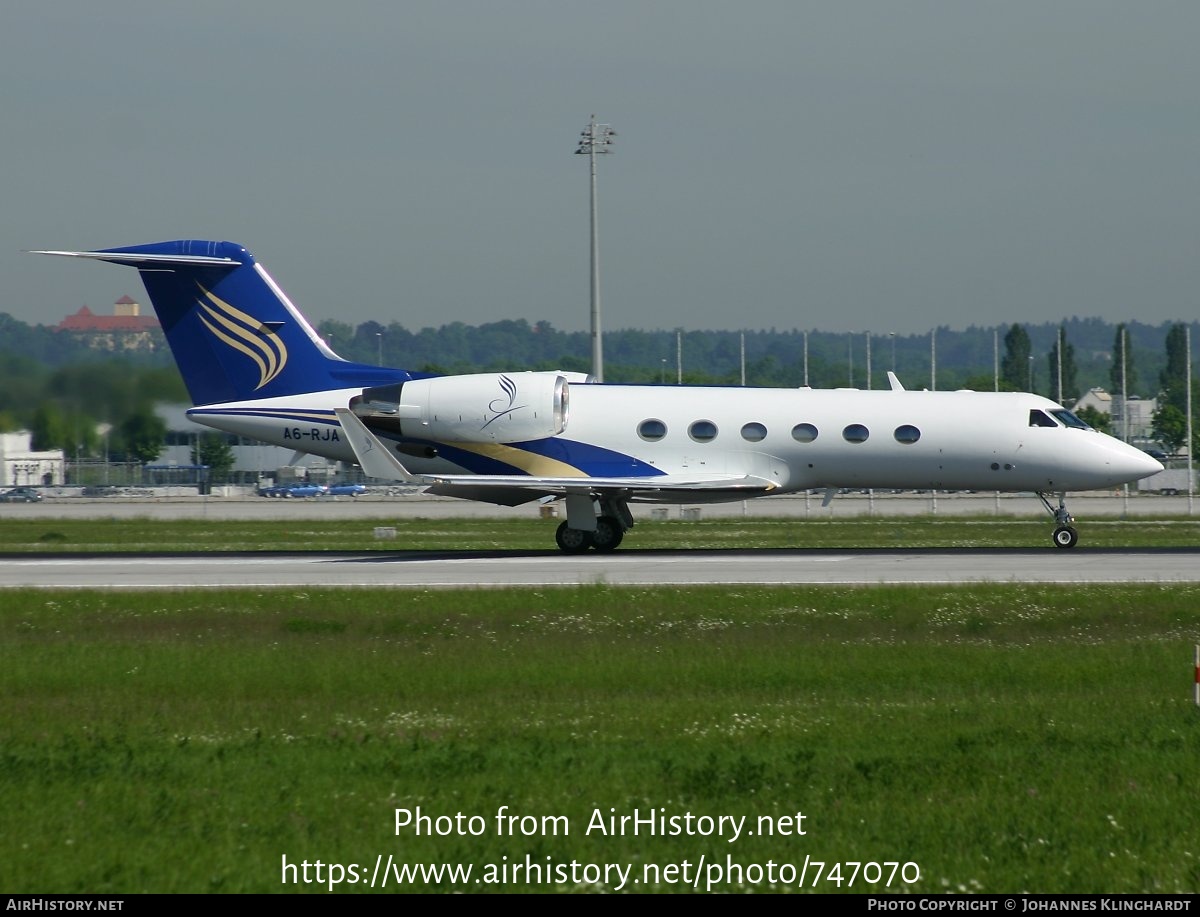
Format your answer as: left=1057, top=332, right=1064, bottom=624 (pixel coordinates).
left=30, top=248, right=242, bottom=267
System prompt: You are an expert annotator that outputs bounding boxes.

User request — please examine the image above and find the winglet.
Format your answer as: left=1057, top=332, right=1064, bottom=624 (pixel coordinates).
left=334, top=408, right=424, bottom=484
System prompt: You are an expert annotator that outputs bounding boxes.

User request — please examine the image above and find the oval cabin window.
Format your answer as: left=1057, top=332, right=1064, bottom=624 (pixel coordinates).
left=842, top=424, right=869, bottom=444
left=741, top=422, right=767, bottom=442
left=791, top=423, right=818, bottom=443
left=638, top=419, right=667, bottom=442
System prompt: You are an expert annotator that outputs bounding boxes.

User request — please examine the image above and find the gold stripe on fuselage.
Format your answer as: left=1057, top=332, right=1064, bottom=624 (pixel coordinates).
left=447, top=441, right=588, bottom=477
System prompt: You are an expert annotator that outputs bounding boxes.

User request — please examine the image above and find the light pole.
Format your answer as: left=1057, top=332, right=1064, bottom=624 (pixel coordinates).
left=376, top=331, right=383, bottom=365
left=1121, top=326, right=1129, bottom=443
left=575, top=115, right=615, bottom=382
left=993, top=329, right=999, bottom=392
left=930, top=329, right=937, bottom=391
left=865, top=331, right=872, bottom=391
left=98, top=423, right=112, bottom=485
left=1056, top=326, right=1063, bottom=405
left=1187, top=326, right=1193, bottom=516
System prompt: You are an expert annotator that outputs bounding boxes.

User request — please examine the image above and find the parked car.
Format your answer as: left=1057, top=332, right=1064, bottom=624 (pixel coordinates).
left=326, top=483, right=367, bottom=496
left=287, top=484, right=327, bottom=498
left=0, top=486, right=43, bottom=502
left=257, top=483, right=327, bottom=498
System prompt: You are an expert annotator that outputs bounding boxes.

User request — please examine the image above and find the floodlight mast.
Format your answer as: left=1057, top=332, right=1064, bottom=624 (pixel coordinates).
left=575, top=115, right=615, bottom=382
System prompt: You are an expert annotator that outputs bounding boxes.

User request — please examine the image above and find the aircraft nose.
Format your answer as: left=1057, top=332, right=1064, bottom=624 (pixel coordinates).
left=1109, top=442, right=1164, bottom=482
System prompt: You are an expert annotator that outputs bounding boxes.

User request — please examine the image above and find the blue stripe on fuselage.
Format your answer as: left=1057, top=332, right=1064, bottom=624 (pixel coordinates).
left=189, top=408, right=339, bottom=424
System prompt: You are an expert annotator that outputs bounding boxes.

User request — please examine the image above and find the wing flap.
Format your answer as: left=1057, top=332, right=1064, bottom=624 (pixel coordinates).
left=422, top=472, right=775, bottom=492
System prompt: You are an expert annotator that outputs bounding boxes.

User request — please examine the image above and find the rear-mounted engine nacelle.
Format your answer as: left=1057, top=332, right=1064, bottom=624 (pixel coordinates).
left=353, top=372, right=570, bottom=444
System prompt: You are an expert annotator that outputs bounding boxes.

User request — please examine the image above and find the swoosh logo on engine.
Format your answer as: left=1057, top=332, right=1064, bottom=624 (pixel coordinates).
left=481, top=374, right=526, bottom=430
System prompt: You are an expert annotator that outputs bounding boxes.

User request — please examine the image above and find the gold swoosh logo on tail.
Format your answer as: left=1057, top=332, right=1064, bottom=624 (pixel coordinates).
left=194, top=283, right=288, bottom=390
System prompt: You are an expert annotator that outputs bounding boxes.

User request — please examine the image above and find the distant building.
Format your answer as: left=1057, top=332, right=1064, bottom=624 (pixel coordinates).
left=1074, top=388, right=1112, bottom=415
left=0, top=431, right=65, bottom=487
left=57, top=296, right=162, bottom=351
left=1074, top=388, right=1158, bottom=442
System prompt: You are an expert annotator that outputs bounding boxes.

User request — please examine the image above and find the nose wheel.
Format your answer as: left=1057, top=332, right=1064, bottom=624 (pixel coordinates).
left=1039, top=492, right=1079, bottom=549
left=1052, top=525, right=1078, bottom=549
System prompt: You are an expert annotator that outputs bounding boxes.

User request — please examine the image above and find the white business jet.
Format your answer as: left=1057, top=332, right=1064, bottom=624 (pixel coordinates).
left=35, top=241, right=1162, bottom=552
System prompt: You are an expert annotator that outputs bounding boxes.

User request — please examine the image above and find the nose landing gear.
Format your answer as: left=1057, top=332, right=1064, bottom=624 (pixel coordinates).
left=1052, top=524, right=1078, bottom=549
left=1038, top=492, right=1078, bottom=549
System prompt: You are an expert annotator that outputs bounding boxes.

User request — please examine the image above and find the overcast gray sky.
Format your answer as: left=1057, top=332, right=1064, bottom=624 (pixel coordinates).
left=3, top=1, right=1197, bottom=335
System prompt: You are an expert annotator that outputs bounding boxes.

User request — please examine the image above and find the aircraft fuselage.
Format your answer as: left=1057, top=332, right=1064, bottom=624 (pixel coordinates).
left=188, top=382, right=1159, bottom=500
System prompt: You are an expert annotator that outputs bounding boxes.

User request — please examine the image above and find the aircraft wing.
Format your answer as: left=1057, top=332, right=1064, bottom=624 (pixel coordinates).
left=335, top=408, right=776, bottom=504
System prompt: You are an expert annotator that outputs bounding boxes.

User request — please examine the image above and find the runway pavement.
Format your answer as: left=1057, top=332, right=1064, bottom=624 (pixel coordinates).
left=4, top=547, right=1199, bottom=589
left=3, top=492, right=1197, bottom=589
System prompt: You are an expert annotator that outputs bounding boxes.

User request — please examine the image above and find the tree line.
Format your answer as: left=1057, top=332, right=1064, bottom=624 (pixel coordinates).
left=1000, top=321, right=1197, bottom=455
left=316, top=315, right=1194, bottom=397
left=0, top=351, right=185, bottom=462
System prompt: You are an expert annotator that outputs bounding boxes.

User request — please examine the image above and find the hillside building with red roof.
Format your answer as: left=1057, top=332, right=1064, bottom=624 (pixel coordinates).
left=57, top=296, right=162, bottom=351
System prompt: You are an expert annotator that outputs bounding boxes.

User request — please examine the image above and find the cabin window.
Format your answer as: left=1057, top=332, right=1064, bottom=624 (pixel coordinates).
left=894, top=424, right=921, bottom=444
left=741, top=422, right=767, bottom=442
left=638, top=419, right=667, bottom=442
left=791, top=423, right=818, bottom=443
left=1050, top=409, right=1091, bottom=430
left=843, top=424, right=869, bottom=444
left=1029, top=410, right=1058, bottom=428
left=688, top=420, right=718, bottom=443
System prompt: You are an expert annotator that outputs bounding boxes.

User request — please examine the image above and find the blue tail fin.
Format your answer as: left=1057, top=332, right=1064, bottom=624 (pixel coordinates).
left=37, top=240, right=410, bottom=405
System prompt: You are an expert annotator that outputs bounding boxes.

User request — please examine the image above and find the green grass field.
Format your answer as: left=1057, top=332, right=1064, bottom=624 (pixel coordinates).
left=3, top=583, right=1199, bottom=893
left=3, top=515, right=1200, bottom=552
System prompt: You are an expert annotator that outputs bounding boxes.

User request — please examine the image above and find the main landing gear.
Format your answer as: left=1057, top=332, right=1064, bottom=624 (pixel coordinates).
left=554, top=495, right=633, bottom=554
left=1037, top=492, right=1078, bottom=549
left=555, top=516, right=624, bottom=554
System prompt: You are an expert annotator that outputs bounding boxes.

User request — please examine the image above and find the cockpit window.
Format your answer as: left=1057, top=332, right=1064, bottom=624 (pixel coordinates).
left=1029, top=409, right=1058, bottom=428
left=1050, top=409, right=1091, bottom=430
